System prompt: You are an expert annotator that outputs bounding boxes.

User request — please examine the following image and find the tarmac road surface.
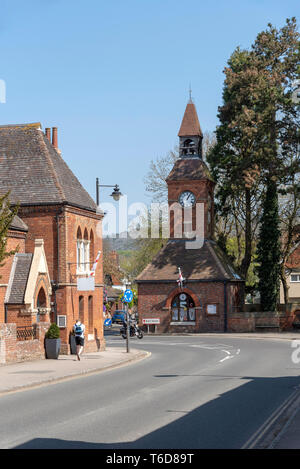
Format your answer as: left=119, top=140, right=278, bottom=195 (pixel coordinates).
left=1, top=334, right=300, bottom=449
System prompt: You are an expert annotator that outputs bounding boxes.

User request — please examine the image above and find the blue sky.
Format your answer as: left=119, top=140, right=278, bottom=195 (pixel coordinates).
left=0, top=0, right=298, bottom=214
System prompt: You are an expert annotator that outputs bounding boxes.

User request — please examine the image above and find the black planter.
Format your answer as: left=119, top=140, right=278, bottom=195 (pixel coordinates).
left=70, top=334, right=77, bottom=355
left=45, top=338, right=61, bottom=359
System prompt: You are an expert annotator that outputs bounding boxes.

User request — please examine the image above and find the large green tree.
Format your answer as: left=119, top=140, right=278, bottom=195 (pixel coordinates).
left=207, top=18, right=299, bottom=307
left=256, top=179, right=281, bottom=311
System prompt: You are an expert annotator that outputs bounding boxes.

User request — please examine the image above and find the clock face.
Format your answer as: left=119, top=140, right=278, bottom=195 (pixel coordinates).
left=178, top=191, right=196, bottom=208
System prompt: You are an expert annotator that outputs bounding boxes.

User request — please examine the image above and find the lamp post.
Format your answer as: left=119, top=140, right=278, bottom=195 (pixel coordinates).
left=96, top=178, right=122, bottom=336
left=96, top=178, right=122, bottom=206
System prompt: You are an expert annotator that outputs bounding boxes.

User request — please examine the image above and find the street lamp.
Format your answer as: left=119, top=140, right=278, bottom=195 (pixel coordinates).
left=96, top=178, right=122, bottom=206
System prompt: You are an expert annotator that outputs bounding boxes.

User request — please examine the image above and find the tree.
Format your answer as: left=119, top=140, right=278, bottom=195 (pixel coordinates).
left=207, top=47, right=263, bottom=283
left=0, top=192, right=19, bottom=276
left=256, top=178, right=281, bottom=311
left=278, top=147, right=300, bottom=308
left=250, top=18, right=299, bottom=310
left=119, top=210, right=168, bottom=283
left=207, top=18, right=300, bottom=302
left=102, top=238, right=123, bottom=285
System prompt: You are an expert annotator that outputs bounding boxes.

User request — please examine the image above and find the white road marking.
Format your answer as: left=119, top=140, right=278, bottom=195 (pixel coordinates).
left=219, top=350, right=234, bottom=363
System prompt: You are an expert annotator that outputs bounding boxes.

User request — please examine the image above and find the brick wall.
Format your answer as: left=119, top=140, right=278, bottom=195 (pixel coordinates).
left=168, top=180, right=215, bottom=239
left=138, top=282, right=298, bottom=333
left=138, top=281, right=229, bottom=333
left=287, top=244, right=300, bottom=269
left=228, top=313, right=256, bottom=332
left=17, top=204, right=105, bottom=354
left=0, top=230, right=26, bottom=323
left=0, top=322, right=50, bottom=365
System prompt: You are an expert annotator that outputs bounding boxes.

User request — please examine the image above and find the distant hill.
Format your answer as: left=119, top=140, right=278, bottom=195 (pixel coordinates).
left=103, top=232, right=140, bottom=252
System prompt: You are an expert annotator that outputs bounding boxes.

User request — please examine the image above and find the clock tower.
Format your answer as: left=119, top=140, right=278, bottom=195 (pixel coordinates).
left=136, top=96, right=244, bottom=335
left=166, top=99, right=215, bottom=240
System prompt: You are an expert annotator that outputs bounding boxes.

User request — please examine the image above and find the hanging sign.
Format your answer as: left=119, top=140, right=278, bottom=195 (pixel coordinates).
left=77, top=277, right=95, bottom=291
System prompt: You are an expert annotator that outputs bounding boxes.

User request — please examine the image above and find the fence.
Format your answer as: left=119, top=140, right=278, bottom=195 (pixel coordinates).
left=16, top=325, right=37, bottom=341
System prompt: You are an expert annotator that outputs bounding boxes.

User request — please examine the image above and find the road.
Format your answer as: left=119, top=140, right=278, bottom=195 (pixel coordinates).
left=1, top=333, right=300, bottom=449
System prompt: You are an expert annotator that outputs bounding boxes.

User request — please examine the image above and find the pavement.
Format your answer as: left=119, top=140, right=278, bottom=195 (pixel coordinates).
left=1, top=331, right=300, bottom=449
left=0, top=346, right=150, bottom=395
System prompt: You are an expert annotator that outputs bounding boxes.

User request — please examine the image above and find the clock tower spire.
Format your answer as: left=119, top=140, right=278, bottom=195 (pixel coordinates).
left=178, top=99, right=203, bottom=159
left=166, top=98, right=215, bottom=239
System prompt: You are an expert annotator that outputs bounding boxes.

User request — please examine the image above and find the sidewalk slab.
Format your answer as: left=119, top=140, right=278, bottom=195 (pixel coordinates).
left=0, top=347, right=150, bottom=395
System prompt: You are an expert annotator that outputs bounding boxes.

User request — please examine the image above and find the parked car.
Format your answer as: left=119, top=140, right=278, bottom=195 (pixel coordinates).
left=112, top=310, right=126, bottom=324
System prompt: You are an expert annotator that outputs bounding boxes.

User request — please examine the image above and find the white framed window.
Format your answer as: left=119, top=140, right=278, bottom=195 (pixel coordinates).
left=291, top=274, right=300, bottom=283
left=206, top=304, right=218, bottom=315
left=77, top=240, right=90, bottom=273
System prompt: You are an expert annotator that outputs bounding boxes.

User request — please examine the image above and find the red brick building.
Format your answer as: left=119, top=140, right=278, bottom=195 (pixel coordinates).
left=136, top=100, right=245, bottom=333
left=0, top=123, right=104, bottom=354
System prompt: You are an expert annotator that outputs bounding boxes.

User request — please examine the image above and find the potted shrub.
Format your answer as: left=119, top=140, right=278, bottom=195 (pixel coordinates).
left=45, top=323, right=61, bottom=359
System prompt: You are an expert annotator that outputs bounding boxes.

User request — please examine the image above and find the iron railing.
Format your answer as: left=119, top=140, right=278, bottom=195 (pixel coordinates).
left=16, top=325, right=37, bottom=341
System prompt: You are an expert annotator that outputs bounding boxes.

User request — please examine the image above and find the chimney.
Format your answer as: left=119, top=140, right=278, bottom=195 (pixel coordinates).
left=45, top=128, right=51, bottom=142
left=52, top=127, right=58, bottom=149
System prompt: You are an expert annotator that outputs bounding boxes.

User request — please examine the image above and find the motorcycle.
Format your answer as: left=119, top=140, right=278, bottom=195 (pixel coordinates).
left=120, top=319, right=144, bottom=339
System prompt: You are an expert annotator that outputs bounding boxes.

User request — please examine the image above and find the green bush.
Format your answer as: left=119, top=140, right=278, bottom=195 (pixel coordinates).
left=45, top=323, right=60, bottom=339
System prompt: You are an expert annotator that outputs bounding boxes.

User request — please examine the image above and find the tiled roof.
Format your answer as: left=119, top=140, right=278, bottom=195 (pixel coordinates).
left=5, top=253, right=32, bottom=304
left=10, top=215, right=28, bottom=232
left=136, top=239, right=243, bottom=283
left=166, top=158, right=214, bottom=182
left=106, top=286, right=123, bottom=299
left=178, top=102, right=203, bottom=137
left=0, top=124, right=97, bottom=212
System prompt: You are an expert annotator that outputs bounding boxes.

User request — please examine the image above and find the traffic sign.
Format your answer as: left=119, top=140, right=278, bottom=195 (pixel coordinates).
left=123, top=289, right=133, bottom=303
left=142, top=318, right=160, bottom=325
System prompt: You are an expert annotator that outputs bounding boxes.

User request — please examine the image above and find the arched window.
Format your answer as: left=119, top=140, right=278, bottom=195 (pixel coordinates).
left=76, top=227, right=90, bottom=273
left=37, top=287, right=47, bottom=308
left=83, top=229, right=90, bottom=272
left=90, top=230, right=94, bottom=271
left=182, top=139, right=196, bottom=155
left=171, top=292, right=195, bottom=322
left=77, top=227, right=83, bottom=272
left=79, top=295, right=84, bottom=323
left=36, top=286, right=47, bottom=323
left=88, top=295, right=93, bottom=334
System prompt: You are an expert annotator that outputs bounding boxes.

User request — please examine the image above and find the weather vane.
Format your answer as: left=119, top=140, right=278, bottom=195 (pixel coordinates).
left=189, top=83, right=192, bottom=102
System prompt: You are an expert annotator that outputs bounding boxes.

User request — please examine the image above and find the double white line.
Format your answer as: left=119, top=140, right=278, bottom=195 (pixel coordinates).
left=242, top=388, right=300, bottom=449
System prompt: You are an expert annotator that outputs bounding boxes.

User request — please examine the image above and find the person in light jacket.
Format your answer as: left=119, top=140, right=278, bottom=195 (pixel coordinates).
left=73, top=319, right=85, bottom=361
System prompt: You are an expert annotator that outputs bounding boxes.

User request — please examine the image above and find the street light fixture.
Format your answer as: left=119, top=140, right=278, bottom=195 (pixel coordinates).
left=96, top=178, right=123, bottom=206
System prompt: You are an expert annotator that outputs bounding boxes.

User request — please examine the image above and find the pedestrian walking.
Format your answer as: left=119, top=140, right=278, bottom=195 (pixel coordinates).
left=73, top=319, right=85, bottom=361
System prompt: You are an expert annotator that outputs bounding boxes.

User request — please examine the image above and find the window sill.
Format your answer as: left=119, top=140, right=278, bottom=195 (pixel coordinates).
left=170, top=322, right=196, bottom=326
left=76, top=270, right=92, bottom=276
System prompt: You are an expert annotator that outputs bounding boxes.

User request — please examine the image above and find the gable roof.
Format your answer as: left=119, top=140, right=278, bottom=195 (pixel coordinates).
left=5, top=253, right=32, bottom=304
left=178, top=102, right=203, bottom=137
left=5, top=239, right=52, bottom=306
left=0, top=123, right=97, bottom=212
left=10, top=215, right=28, bottom=232
left=136, top=239, right=243, bottom=283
